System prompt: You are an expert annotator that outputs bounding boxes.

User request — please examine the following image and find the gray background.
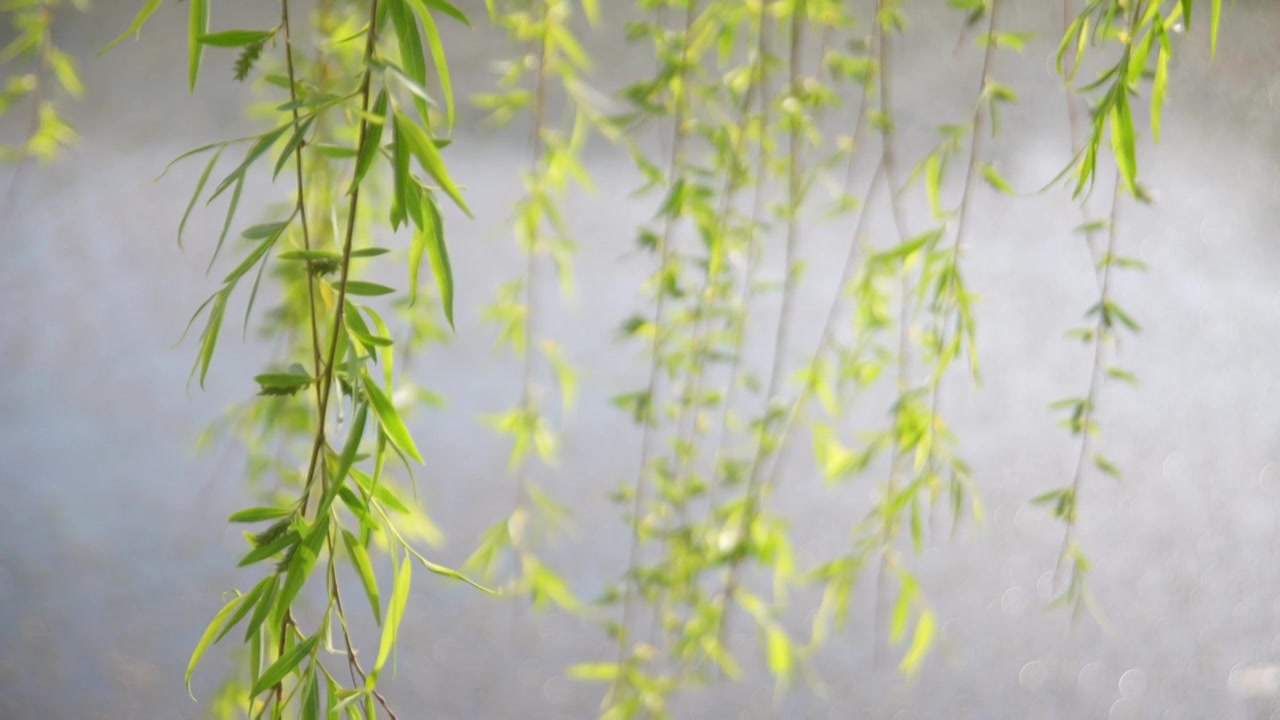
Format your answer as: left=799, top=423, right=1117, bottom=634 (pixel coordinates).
left=2, top=0, right=1280, bottom=718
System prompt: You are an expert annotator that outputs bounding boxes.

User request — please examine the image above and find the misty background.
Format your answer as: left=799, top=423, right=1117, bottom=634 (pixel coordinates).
left=2, top=0, right=1280, bottom=718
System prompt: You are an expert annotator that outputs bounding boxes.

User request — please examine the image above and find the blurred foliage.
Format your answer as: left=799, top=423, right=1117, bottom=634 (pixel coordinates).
left=0, top=0, right=1226, bottom=716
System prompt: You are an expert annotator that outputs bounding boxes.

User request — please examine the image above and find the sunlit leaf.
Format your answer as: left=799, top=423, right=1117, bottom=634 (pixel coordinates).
left=408, top=193, right=453, bottom=327
left=353, top=89, right=388, bottom=190
left=186, top=591, right=244, bottom=699
left=179, top=147, right=222, bottom=249
left=343, top=281, right=397, bottom=296
left=101, top=0, right=163, bottom=55
left=404, top=0, right=455, bottom=131
left=229, top=507, right=293, bottom=523
left=372, top=554, right=412, bottom=679
left=361, top=370, right=423, bottom=463
left=899, top=610, right=936, bottom=676
left=342, top=529, right=382, bottom=625
left=187, top=0, right=208, bottom=92
left=199, top=29, right=274, bottom=47
left=251, top=633, right=319, bottom=697
left=394, top=111, right=471, bottom=216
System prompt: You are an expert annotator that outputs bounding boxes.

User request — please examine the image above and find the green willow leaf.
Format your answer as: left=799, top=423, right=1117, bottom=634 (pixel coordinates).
left=343, top=281, right=396, bottom=296
left=393, top=111, right=471, bottom=216
left=1109, top=91, right=1137, bottom=195
left=301, top=665, right=320, bottom=720
left=409, top=194, right=453, bottom=327
left=185, top=591, right=244, bottom=699
left=353, top=89, right=388, bottom=189
left=187, top=0, right=208, bottom=92
left=566, top=663, right=619, bottom=681
left=388, top=0, right=431, bottom=122
left=405, top=0, right=454, bottom=131
left=243, top=574, right=279, bottom=642
left=208, top=173, right=244, bottom=274
left=899, top=610, right=936, bottom=676
left=242, top=221, right=291, bottom=240
left=238, top=530, right=299, bottom=568
left=210, top=122, right=293, bottom=202
left=273, top=115, right=316, bottom=179
left=421, top=0, right=469, bottom=25
left=342, top=529, right=382, bottom=625
left=1210, top=0, right=1222, bottom=60
left=193, top=288, right=228, bottom=389
left=229, top=507, right=293, bottom=523
left=277, top=514, right=328, bottom=615
left=280, top=250, right=341, bottom=262
left=1152, top=30, right=1170, bottom=142
left=391, top=121, right=410, bottom=229
left=199, top=29, right=274, bottom=48
left=213, top=575, right=273, bottom=643
left=223, top=232, right=282, bottom=287
left=251, top=634, right=320, bottom=697
left=981, top=163, right=1016, bottom=195
left=361, top=370, right=423, bottom=463
left=318, top=403, right=368, bottom=517
left=372, top=554, right=413, bottom=679
left=101, top=0, right=163, bottom=55
left=179, top=147, right=222, bottom=249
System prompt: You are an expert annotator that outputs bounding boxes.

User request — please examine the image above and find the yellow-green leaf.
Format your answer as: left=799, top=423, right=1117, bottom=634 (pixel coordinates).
left=899, top=610, right=936, bottom=676
left=186, top=591, right=244, bottom=699
left=187, top=0, right=208, bottom=92
left=373, top=554, right=412, bottom=679
left=409, top=193, right=453, bottom=327
left=342, top=529, right=382, bottom=625
left=404, top=0, right=455, bottom=132
left=251, top=634, right=319, bottom=697
left=393, top=111, right=471, bottom=216
left=101, top=0, right=164, bottom=55
left=361, top=369, right=423, bottom=463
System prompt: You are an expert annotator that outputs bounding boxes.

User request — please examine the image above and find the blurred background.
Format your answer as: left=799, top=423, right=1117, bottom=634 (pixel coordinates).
left=2, top=0, right=1280, bottom=718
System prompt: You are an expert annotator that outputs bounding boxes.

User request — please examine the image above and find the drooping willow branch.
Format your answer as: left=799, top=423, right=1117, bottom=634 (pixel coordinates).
left=609, top=0, right=699, bottom=708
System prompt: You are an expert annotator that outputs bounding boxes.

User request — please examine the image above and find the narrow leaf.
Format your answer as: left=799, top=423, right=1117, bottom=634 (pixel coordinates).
left=251, top=634, right=319, bottom=697
left=101, top=0, right=164, bottom=55
left=179, top=147, right=222, bottom=249
left=343, top=281, right=396, bottom=296
left=199, top=29, right=274, bottom=47
left=361, top=370, right=423, bottom=463
left=409, top=195, right=453, bottom=326
left=342, top=529, right=382, bottom=625
left=353, top=89, right=388, bottom=189
left=187, top=0, right=208, bottom=92
left=186, top=591, right=244, bottom=699
left=229, top=507, right=293, bottom=523
left=373, top=554, right=412, bottom=677
left=394, top=111, right=471, bottom=216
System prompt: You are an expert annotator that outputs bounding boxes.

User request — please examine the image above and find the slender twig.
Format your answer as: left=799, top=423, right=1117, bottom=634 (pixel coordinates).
left=714, top=8, right=881, bottom=649
left=655, top=6, right=765, bottom=638
left=868, top=0, right=917, bottom=668
left=326, top=540, right=398, bottom=719
left=277, top=0, right=382, bottom=707
left=511, top=0, right=552, bottom=561
left=728, top=0, right=809, bottom=592
left=919, top=0, right=1002, bottom=543
left=1053, top=169, right=1121, bottom=587
left=705, top=16, right=773, bottom=520
left=609, top=0, right=698, bottom=707
left=280, top=0, right=326, bottom=424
